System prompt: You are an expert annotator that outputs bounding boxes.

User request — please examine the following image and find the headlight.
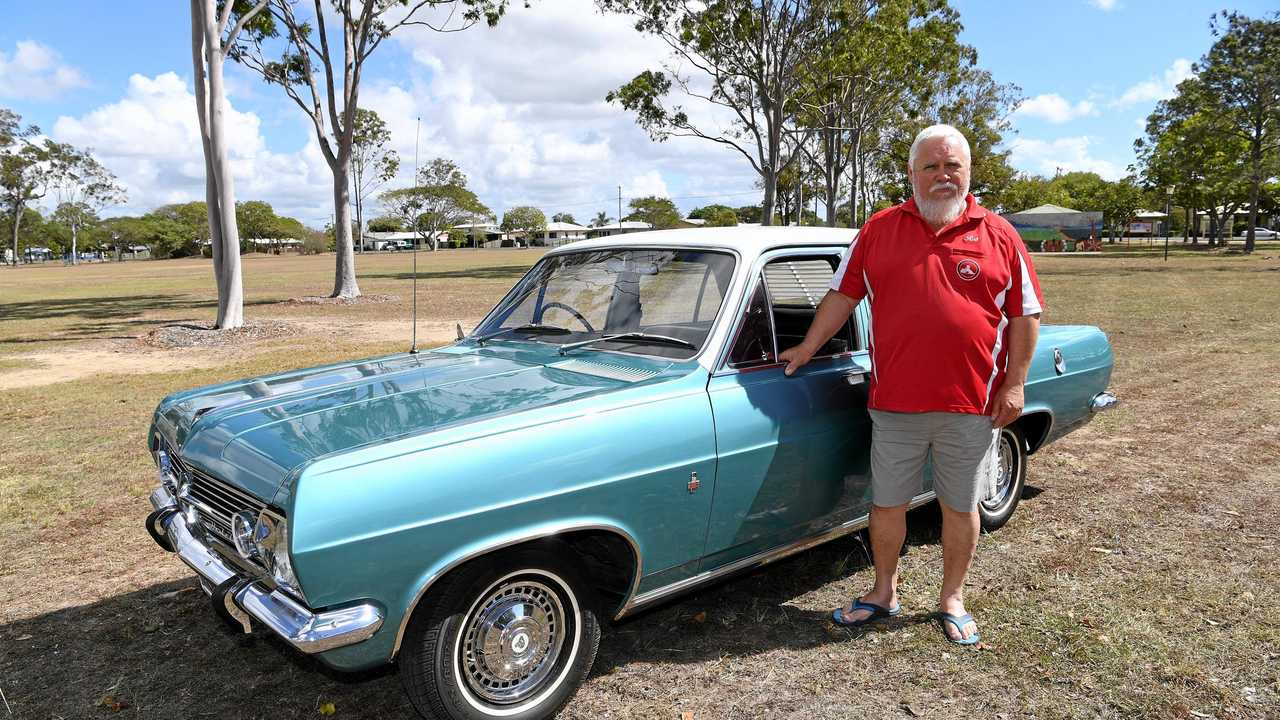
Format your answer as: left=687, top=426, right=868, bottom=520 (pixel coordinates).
left=252, top=511, right=303, bottom=600
left=156, top=449, right=176, bottom=491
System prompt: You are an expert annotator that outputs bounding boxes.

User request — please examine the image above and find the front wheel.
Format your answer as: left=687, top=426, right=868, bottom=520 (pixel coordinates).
left=399, top=545, right=601, bottom=720
left=979, top=424, right=1027, bottom=531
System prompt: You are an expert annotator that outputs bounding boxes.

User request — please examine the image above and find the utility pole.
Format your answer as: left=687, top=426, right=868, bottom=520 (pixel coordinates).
left=617, top=186, right=623, bottom=230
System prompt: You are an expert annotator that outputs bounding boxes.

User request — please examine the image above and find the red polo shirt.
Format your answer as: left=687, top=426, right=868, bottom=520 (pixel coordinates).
left=831, top=194, right=1043, bottom=415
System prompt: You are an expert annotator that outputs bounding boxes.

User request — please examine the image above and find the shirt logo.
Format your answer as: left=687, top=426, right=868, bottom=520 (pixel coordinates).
left=962, top=233, right=980, bottom=243
left=956, top=259, right=981, bottom=281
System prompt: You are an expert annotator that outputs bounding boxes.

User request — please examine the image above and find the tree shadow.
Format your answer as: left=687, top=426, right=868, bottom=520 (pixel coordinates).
left=0, top=295, right=280, bottom=345
left=359, top=265, right=532, bottom=282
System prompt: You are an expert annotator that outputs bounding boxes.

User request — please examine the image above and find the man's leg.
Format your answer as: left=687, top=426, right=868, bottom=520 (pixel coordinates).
left=938, top=501, right=980, bottom=640
left=836, top=410, right=927, bottom=623
left=931, top=413, right=998, bottom=641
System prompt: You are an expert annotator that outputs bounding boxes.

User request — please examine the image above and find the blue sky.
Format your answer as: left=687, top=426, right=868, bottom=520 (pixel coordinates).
left=2, top=1, right=1275, bottom=225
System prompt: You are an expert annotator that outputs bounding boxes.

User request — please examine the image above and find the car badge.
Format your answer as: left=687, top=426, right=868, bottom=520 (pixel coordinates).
left=956, top=259, right=981, bottom=281
left=688, top=471, right=700, bottom=494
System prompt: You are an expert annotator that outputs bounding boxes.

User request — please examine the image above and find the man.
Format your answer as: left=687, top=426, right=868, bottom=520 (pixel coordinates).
left=778, top=124, right=1042, bottom=645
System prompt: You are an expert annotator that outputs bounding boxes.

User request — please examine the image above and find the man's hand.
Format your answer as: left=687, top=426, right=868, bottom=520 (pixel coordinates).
left=989, top=380, right=1024, bottom=427
left=778, top=344, right=816, bottom=376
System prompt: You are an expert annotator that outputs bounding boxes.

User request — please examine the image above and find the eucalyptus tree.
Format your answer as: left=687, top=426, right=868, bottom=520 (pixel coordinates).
left=0, top=110, right=48, bottom=266
left=381, top=158, right=491, bottom=251
left=1194, top=11, right=1280, bottom=253
left=602, top=0, right=821, bottom=224
left=798, top=0, right=971, bottom=226
left=350, top=108, right=399, bottom=254
left=46, top=143, right=126, bottom=265
left=191, top=0, right=272, bottom=328
left=232, top=0, right=510, bottom=298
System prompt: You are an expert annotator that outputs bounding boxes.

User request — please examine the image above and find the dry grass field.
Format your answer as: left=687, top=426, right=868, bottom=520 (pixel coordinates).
left=1, top=242, right=1278, bottom=719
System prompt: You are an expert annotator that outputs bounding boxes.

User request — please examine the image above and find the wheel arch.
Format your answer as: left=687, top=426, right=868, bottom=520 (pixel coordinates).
left=1016, top=409, right=1054, bottom=454
left=389, top=520, right=642, bottom=660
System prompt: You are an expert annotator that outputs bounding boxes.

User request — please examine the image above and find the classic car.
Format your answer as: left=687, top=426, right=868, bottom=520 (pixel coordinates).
left=144, top=227, right=1117, bottom=720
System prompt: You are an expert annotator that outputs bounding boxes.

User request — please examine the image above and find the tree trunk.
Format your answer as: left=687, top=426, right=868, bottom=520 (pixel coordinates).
left=10, top=201, right=22, bottom=266
left=1245, top=140, right=1261, bottom=254
left=330, top=158, right=361, bottom=298
left=193, top=0, right=243, bottom=329
left=70, top=222, right=78, bottom=265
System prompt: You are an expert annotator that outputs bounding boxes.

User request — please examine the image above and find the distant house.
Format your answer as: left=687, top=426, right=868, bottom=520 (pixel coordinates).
left=543, top=221, right=589, bottom=246
left=586, top=221, right=653, bottom=238
left=246, top=237, right=303, bottom=253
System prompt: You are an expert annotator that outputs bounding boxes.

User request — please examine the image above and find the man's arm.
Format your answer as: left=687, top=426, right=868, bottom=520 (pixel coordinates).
left=778, top=290, right=858, bottom=375
left=989, top=314, right=1040, bottom=427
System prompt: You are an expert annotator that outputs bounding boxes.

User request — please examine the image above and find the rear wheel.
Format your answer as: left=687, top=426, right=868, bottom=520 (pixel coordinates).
left=979, top=424, right=1027, bottom=531
left=399, top=545, right=601, bottom=720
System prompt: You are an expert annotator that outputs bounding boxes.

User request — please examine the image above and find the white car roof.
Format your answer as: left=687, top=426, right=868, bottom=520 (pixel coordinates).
left=550, top=225, right=858, bottom=260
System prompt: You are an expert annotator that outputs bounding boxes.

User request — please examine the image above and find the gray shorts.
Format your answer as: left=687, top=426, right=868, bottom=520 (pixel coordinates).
left=869, top=409, right=998, bottom=512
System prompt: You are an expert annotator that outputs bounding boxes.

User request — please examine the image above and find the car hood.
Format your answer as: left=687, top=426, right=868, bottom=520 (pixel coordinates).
left=152, top=347, right=679, bottom=503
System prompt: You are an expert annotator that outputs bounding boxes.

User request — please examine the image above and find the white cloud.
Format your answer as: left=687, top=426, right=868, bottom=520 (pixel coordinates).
left=1008, top=136, right=1125, bottom=181
left=1090, top=0, right=1118, bottom=11
left=51, top=72, right=332, bottom=222
left=0, top=41, right=87, bottom=101
left=372, top=0, right=760, bottom=217
left=1014, top=94, right=1098, bottom=124
left=1112, top=58, right=1194, bottom=107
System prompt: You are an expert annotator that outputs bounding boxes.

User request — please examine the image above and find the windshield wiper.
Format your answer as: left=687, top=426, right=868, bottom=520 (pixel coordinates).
left=473, top=324, right=571, bottom=346
left=557, top=332, right=697, bottom=355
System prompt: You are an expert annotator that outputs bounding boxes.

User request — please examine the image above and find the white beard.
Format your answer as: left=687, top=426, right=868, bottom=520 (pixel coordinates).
left=914, top=184, right=967, bottom=227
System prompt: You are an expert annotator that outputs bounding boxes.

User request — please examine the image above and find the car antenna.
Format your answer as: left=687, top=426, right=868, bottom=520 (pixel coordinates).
left=410, top=115, right=421, bottom=355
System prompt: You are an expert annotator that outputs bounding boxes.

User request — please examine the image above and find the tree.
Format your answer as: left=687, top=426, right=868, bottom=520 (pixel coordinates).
left=1096, top=177, right=1146, bottom=242
left=1195, top=11, right=1280, bottom=252
left=590, top=211, right=612, bottom=227
left=603, top=0, right=820, bottom=224
left=551, top=212, right=577, bottom=225
left=797, top=0, right=972, bottom=226
left=367, top=215, right=405, bottom=232
left=687, top=203, right=734, bottom=220
left=500, top=206, right=547, bottom=245
left=190, top=0, right=273, bottom=328
left=624, top=195, right=681, bottom=229
left=381, top=158, right=491, bottom=251
left=45, top=143, right=126, bottom=264
left=734, top=204, right=763, bottom=223
left=705, top=206, right=738, bottom=226
left=350, top=108, right=399, bottom=254
left=0, top=109, right=49, bottom=266
left=234, top=0, right=510, bottom=297
left=1136, top=79, right=1252, bottom=246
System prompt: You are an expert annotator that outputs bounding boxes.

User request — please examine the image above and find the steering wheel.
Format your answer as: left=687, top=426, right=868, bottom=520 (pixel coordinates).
left=540, top=302, right=595, bottom=333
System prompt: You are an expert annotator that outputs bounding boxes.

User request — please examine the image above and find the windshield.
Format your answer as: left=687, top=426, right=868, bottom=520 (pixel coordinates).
left=474, top=248, right=736, bottom=359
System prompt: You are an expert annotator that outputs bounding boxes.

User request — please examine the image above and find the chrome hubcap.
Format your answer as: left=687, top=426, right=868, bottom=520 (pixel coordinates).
left=983, top=431, right=1016, bottom=510
left=461, top=580, right=566, bottom=704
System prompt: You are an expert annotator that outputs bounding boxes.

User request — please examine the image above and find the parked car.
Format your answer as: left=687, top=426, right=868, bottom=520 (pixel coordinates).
left=144, top=227, right=1117, bottom=720
left=1243, top=227, right=1277, bottom=239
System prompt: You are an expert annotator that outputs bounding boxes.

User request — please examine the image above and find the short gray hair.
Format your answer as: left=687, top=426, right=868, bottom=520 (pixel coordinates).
left=909, top=124, right=971, bottom=168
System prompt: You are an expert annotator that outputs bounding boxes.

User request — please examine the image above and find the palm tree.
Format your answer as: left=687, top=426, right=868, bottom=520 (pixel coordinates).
left=591, top=211, right=612, bottom=228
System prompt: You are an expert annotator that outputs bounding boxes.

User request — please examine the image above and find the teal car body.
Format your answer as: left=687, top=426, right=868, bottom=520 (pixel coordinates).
left=145, top=227, right=1115, bottom=677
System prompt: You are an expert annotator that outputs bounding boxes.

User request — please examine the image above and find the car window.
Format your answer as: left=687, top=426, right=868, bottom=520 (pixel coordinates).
left=477, top=249, right=736, bottom=359
left=727, top=279, right=776, bottom=368
left=763, top=256, right=856, bottom=357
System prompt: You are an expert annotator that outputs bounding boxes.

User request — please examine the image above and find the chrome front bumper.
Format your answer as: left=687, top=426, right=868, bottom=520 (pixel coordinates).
left=148, top=486, right=384, bottom=654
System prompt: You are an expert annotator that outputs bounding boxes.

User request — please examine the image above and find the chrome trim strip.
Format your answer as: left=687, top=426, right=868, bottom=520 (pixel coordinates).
left=615, top=492, right=937, bottom=619
left=1090, top=391, right=1118, bottom=413
left=390, top=522, right=644, bottom=659
left=149, top=485, right=383, bottom=654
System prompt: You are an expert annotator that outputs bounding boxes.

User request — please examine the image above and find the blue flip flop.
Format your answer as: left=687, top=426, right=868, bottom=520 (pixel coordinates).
left=831, top=599, right=902, bottom=627
left=938, top=612, right=981, bottom=645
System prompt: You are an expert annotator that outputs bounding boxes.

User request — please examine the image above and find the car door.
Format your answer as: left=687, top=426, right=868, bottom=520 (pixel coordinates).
left=701, top=250, right=874, bottom=569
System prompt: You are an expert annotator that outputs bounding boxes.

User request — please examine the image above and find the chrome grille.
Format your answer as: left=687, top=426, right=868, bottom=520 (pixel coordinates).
left=161, top=438, right=268, bottom=546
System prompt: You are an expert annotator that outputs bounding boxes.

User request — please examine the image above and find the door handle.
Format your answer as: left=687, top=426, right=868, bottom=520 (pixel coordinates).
left=843, top=361, right=869, bottom=386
